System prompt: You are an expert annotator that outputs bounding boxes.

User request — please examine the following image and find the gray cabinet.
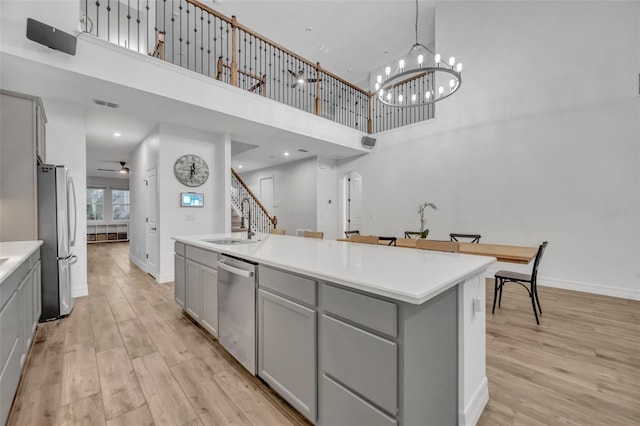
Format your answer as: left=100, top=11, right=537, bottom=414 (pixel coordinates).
left=174, top=242, right=186, bottom=308
left=180, top=244, right=218, bottom=338
left=185, top=259, right=202, bottom=321
left=258, top=288, right=317, bottom=422
left=0, top=248, right=41, bottom=425
left=0, top=90, right=46, bottom=242
left=200, top=265, right=218, bottom=338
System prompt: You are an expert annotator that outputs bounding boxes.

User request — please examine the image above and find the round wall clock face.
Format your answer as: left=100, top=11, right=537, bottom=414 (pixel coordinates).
left=174, top=154, right=209, bottom=187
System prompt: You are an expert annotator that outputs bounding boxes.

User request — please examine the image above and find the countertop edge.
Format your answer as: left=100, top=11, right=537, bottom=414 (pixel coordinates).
left=173, top=236, right=495, bottom=305
left=0, top=240, right=43, bottom=284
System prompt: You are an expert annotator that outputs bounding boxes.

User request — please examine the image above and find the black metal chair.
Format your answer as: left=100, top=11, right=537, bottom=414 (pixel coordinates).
left=404, top=231, right=421, bottom=239
left=345, top=230, right=360, bottom=238
left=450, top=233, right=481, bottom=243
left=492, top=241, right=548, bottom=325
left=379, top=236, right=397, bottom=246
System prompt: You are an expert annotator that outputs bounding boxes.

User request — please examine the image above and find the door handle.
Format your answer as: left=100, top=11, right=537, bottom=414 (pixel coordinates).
left=151, top=227, right=157, bottom=231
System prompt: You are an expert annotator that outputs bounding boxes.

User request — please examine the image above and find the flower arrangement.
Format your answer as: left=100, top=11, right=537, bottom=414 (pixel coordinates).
left=418, top=202, right=438, bottom=238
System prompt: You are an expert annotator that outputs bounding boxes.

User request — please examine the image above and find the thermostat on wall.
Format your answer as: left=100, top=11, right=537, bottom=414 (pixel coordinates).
left=180, top=192, right=204, bottom=207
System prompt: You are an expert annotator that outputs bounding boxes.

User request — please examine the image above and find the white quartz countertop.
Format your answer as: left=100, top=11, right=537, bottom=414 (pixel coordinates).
left=0, top=241, right=43, bottom=284
left=173, top=233, right=495, bottom=305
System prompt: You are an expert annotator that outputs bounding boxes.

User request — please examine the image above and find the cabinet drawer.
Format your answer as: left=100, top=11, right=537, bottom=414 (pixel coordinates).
left=185, top=246, right=217, bottom=269
left=174, top=242, right=185, bottom=256
left=322, top=284, right=397, bottom=337
left=321, top=315, right=397, bottom=415
left=0, top=260, right=29, bottom=309
left=0, top=291, right=20, bottom=371
left=259, top=265, right=316, bottom=306
left=321, top=375, right=396, bottom=426
left=29, top=249, right=40, bottom=268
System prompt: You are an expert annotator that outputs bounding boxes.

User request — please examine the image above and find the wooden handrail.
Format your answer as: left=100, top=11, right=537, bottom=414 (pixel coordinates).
left=184, top=0, right=368, bottom=95
left=231, top=168, right=277, bottom=227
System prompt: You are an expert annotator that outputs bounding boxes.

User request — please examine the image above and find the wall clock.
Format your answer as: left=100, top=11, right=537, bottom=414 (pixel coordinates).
left=174, top=154, right=209, bottom=187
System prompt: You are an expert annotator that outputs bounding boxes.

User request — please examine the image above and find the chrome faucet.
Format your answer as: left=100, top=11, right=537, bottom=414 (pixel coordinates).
left=241, top=197, right=254, bottom=239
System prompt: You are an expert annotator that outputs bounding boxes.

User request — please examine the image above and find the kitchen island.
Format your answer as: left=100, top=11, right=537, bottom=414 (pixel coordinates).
left=173, top=233, right=494, bottom=426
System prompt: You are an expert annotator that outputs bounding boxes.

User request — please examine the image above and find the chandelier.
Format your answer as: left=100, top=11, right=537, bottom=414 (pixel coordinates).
left=374, top=0, right=462, bottom=108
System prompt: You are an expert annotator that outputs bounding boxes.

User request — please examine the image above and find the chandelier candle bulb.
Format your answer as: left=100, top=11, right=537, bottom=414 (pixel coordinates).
left=411, top=94, right=417, bottom=102
left=449, top=57, right=455, bottom=66
left=385, top=66, right=391, bottom=77
left=377, top=75, right=382, bottom=84
left=435, top=53, right=441, bottom=64
left=398, top=94, right=404, bottom=103
left=438, top=86, right=444, bottom=95
left=425, top=91, right=431, bottom=99
left=449, top=79, right=455, bottom=89
left=379, top=89, right=384, bottom=96
left=387, top=92, right=392, bottom=101
left=418, top=54, right=424, bottom=65
left=399, top=59, right=405, bottom=70
left=456, top=63, right=463, bottom=72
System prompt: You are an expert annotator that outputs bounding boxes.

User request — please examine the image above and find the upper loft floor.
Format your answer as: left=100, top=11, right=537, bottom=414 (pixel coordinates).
left=1, top=0, right=441, bottom=157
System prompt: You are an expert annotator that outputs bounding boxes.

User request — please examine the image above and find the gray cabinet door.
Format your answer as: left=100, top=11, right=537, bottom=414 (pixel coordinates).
left=32, top=261, right=41, bottom=335
left=258, top=289, right=317, bottom=422
left=200, top=265, right=218, bottom=338
left=185, top=259, right=202, bottom=320
left=174, top=254, right=186, bottom=308
left=24, top=268, right=34, bottom=350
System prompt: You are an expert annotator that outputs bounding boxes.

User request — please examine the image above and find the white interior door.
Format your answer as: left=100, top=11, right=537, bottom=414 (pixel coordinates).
left=346, top=172, right=363, bottom=232
left=259, top=176, right=274, bottom=214
left=145, top=167, right=158, bottom=278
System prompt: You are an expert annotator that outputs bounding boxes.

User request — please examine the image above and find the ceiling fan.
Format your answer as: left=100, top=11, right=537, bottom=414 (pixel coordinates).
left=287, top=69, right=321, bottom=88
left=98, top=161, right=130, bottom=174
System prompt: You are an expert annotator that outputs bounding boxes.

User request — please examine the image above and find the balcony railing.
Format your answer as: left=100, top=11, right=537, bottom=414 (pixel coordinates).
left=80, top=0, right=434, bottom=133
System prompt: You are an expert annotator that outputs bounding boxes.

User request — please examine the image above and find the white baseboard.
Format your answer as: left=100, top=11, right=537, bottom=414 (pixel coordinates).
left=158, top=273, right=173, bottom=284
left=129, top=254, right=147, bottom=273
left=485, top=268, right=640, bottom=301
left=460, top=376, right=488, bottom=426
left=71, top=285, right=88, bottom=298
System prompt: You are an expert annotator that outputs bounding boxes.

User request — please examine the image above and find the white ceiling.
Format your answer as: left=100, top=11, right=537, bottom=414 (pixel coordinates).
left=7, top=1, right=437, bottom=176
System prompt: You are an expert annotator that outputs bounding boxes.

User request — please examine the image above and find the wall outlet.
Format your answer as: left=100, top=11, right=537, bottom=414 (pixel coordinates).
left=473, top=298, right=482, bottom=313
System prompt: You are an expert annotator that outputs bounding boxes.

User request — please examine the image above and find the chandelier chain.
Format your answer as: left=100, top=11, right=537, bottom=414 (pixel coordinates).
left=415, top=0, right=419, bottom=46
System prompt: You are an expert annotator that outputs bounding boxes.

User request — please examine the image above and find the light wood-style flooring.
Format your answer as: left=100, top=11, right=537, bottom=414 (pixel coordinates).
left=7, top=242, right=640, bottom=425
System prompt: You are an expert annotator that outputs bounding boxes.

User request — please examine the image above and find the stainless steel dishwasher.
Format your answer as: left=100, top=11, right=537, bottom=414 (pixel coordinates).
left=217, top=254, right=257, bottom=374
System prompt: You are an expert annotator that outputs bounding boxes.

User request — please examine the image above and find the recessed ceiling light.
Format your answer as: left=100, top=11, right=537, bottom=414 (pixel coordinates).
left=284, top=152, right=290, bottom=157
left=113, top=132, right=121, bottom=137
left=238, top=165, right=243, bottom=169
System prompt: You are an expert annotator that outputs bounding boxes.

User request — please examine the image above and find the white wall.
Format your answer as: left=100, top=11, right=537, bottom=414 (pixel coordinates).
left=337, top=0, right=640, bottom=299
left=240, top=157, right=318, bottom=237
left=157, top=123, right=227, bottom=283
left=129, top=125, right=159, bottom=269
left=43, top=99, right=88, bottom=298
left=317, top=156, right=339, bottom=240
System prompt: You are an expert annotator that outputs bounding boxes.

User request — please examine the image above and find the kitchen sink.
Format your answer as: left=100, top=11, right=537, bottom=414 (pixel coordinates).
left=203, top=238, right=261, bottom=245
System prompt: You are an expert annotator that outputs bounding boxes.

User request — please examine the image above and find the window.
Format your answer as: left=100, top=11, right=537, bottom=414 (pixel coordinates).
left=86, top=188, right=104, bottom=221
left=112, top=189, right=130, bottom=220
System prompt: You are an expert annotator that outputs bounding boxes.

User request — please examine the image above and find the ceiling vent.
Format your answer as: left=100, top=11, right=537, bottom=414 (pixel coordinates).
left=93, top=99, right=119, bottom=108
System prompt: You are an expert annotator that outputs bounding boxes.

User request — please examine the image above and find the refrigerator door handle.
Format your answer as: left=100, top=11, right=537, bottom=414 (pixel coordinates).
left=68, top=176, right=77, bottom=247
left=69, top=254, right=78, bottom=265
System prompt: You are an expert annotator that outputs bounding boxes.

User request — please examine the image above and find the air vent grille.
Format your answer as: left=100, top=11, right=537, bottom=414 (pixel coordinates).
left=93, top=99, right=119, bottom=108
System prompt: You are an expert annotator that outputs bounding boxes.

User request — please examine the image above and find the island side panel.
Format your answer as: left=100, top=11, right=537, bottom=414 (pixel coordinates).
left=458, top=274, right=489, bottom=426
left=398, top=285, right=458, bottom=426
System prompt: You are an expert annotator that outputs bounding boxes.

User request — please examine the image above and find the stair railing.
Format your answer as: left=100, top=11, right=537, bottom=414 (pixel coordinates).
left=231, top=168, right=277, bottom=234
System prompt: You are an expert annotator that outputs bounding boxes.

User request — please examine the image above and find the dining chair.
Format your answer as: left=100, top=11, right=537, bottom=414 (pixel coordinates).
left=415, top=239, right=460, bottom=253
left=450, top=233, right=481, bottom=243
left=349, top=235, right=379, bottom=245
left=269, top=228, right=285, bottom=235
left=379, top=236, right=397, bottom=246
left=404, top=231, right=421, bottom=239
left=492, top=241, right=548, bottom=325
left=395, top=238, right=416, bottom=248
left=303, top=231, right=324, bottom=239
left=344, top=230, right=360, bottom=238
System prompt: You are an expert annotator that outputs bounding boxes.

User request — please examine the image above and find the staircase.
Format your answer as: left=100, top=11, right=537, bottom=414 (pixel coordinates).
left=230, top=168, right=278, bottom=234
left=231, top=207, right=246, bottom=232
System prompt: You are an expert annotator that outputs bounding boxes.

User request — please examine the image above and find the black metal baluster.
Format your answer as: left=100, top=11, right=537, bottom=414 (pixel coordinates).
left=136, top=0, right=140, bottom=52
left=95, top=0, right=100, bottom=38
left=126, top=0, right=130, bottom=49
left=107, top=0, right=111, bottom=40
left=186, top=2, right=190, bottom=70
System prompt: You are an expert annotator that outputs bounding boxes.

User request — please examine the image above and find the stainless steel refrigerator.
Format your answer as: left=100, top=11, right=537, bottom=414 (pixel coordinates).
left=38, top=164, right=77, bottom=321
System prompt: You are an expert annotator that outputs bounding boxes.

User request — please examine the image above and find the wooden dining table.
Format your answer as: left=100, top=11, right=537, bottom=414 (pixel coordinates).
left=337, top=238, right=538, bottom=264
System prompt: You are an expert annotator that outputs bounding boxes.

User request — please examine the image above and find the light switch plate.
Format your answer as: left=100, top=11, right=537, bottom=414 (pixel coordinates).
left=473, top=298, right=482, bottom=313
